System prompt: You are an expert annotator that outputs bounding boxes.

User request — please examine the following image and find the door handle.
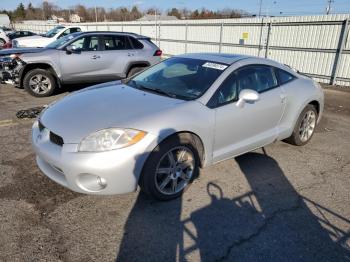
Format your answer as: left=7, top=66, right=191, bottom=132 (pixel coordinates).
left=280, top=94, right=286, bottom=103
left=127, top=53, right=135, bottom=57
left=91, top=55, right=101, bottom=59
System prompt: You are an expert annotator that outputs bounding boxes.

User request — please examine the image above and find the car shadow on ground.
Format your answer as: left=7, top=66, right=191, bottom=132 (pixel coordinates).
left=58, top=83, right=96, bottom=94
left=116, top=148, right=350, bottom=261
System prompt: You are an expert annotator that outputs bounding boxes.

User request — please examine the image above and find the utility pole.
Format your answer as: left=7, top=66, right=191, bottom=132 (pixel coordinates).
left=95, top=6, right=98, bottom=22
left=326, top=0, right=334, bottom=15
left=258, top=0, right=263, bottom=17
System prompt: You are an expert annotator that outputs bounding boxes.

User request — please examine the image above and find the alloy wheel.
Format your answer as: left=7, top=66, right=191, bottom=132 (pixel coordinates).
left=29, top=74, right=52, bottom=95
left=299, top=110, right=316, bottom=142
left=155, top=146, right=195, bottom=195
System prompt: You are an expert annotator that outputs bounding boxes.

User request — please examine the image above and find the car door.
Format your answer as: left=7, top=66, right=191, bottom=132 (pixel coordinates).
left=59, top=35, right=107, bottom=83
left=211, top=64, right=285, bottom=163
left=98, top=34, right=136, bottom=79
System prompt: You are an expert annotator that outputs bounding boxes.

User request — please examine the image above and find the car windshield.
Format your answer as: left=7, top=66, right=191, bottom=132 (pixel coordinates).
left=126, top=57, right=228, bottom=100
left=46, top=33, right=79, bottom=49
left=44, top=26, right=65, bottom=38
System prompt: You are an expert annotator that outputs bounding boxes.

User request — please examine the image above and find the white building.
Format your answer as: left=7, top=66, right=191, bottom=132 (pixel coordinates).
left=69, top=14, right=81, bottom=23
left=0, top=14, right=10, bottom=26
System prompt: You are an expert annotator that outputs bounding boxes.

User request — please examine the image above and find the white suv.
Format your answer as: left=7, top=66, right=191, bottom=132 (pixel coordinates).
left=12, top=25, right=82, bottom=48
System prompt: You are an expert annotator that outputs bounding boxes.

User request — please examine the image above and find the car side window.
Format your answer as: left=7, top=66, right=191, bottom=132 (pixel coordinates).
left=208, top=73, right=238, bottom=108
left=70, top=36, right=99, bottom=51
left=58, top=28, right=81, bottom=39
left=101, top=35, right=132, bottom=50
left=276, top=68, right=295, bottom=85
left=235, top=65, right=278, bottom=93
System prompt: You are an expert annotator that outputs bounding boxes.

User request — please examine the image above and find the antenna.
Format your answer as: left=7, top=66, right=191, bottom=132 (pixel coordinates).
left=326, top=0, right=334, bottom=15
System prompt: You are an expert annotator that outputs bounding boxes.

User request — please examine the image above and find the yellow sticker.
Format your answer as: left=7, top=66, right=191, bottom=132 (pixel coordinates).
left=242, top=32, right=249, bottom=39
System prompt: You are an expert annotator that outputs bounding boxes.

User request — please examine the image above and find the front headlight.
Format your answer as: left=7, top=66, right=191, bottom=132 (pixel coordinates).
left=78, top=128, right=147, bottom=152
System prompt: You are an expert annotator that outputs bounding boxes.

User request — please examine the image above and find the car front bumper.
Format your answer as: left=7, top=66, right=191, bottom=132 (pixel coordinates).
left=0, top=59, right=23, bottom=86
left=31, top=120, right=158, bottom=195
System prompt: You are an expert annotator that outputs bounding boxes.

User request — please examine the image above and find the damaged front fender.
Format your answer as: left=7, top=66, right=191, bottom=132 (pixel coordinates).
left=0, top=57, right=25, bottom=86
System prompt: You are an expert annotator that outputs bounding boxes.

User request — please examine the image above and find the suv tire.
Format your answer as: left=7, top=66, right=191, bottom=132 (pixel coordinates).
left=127, top=67, right=145, bottom=78
left=23, top=69, right=56, bottom=97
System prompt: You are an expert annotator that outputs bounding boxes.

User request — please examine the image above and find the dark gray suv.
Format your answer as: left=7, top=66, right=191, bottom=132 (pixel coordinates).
left=0, top=31, right=162, bottom=97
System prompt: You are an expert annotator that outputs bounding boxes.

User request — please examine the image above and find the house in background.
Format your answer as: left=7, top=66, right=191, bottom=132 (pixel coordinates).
left=69, top=14, right=82, bottom=23
left=51, top=15, right=66, bottom=23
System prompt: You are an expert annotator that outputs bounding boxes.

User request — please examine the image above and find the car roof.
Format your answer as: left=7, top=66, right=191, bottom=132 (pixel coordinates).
left=177, top=53, right=251, bottom=65
left=77, top=31, right=148, bottom=39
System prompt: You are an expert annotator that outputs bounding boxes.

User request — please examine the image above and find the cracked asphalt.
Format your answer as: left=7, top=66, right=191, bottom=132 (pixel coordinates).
left=0, top=84, right=349, bottom=262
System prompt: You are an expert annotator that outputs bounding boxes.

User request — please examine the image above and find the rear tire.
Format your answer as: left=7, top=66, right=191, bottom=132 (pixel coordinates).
left=285, top=104, right=318, bottom=146
left=139, top=133, right=200, bottom=201
left=127, top=67, right=145, bottom=78
left=23, top=69, right=56, bottom=97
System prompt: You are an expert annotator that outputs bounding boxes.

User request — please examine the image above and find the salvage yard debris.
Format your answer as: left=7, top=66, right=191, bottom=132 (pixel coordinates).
left=16, top=106, right=46, bottom=119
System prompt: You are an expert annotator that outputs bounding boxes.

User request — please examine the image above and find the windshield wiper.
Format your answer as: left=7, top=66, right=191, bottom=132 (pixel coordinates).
left=129, top=80, right=178, bottom=99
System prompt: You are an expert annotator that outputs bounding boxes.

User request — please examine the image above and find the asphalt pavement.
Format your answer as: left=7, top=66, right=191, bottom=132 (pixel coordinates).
left=0, top=83, right=349, bottom=262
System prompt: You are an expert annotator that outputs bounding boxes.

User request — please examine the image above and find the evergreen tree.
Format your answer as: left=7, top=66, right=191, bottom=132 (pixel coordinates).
left=14, top=3, right=26, bottom=20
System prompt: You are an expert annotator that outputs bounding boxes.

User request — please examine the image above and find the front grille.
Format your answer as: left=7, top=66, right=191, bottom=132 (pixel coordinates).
left=38, top=120, right=45, bottom=132
left=50, top=131, right=64, bottom=146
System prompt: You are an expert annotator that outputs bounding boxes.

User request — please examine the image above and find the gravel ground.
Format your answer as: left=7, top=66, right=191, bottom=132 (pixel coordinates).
left=0, top=84, right=349, bottom=262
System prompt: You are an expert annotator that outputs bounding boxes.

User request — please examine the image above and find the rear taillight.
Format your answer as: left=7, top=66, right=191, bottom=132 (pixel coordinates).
left=153, top=50, right=162, bottom=56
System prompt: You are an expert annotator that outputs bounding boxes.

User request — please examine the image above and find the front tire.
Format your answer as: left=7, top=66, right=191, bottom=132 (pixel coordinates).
left=23, top=69, right=56, bottom=97
left=139, top=134, right=200, bottom=201
left=285, top=105, right=318, bottom=146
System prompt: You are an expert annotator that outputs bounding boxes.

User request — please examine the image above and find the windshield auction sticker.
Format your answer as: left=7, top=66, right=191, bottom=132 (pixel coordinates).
left=202, top=62, right=228, bottom=70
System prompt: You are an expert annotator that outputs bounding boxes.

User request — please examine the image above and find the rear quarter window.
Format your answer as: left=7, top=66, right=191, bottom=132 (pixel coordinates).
left=129, top=37, right=144, bottom=49
left=277, top=68, right=296, bottom=85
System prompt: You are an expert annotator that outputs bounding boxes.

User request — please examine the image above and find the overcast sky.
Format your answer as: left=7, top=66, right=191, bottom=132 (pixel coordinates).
left=1, top=0, right=350, bottom=16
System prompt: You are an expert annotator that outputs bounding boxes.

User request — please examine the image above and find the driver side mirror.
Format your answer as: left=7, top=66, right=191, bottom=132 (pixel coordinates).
left=236, top=89, right=259, bottom=108
left=66, top=45, right=81, bottom=55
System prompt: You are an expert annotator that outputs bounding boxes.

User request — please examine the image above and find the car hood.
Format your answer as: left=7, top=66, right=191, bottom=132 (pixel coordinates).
left=40, top=83, right=185, bottom=143
left=0, top=47, right=46, bottom=56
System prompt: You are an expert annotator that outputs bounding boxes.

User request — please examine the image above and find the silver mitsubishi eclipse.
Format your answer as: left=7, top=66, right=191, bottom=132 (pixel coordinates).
left=32, top=53, right=324, bottom=200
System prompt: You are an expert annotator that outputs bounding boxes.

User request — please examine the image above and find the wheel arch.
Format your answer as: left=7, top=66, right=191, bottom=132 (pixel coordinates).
left=125, top=61, right=150, bottom=76
left=20, top=63, right=61, bottom=88
left=308, top=100, right=320, bottom=115
left=158, top=131, right=205, bottom=167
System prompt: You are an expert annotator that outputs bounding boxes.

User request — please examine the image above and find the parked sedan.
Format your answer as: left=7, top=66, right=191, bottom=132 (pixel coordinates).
left=0, top=31, right=161, bottom=96
left=32, top=53, right=324, bottom=200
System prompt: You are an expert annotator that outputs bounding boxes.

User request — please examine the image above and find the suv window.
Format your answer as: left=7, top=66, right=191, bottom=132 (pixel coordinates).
left=276, top=68, right=295, bottom=84
left=58, top=27, right=81, bottom=39
left=129, top=37, right=144, bottom=49
left=70, top=36, right=99, bottom=51
left=235, top=65, right=278, bottom=93
left=101, top=35, right=132, bottom=50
